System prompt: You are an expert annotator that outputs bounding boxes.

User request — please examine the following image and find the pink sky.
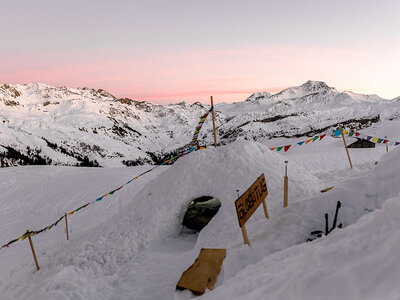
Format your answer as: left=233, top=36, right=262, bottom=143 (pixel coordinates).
left=1, top=45, right=399, bottom=104
left=1, top=1, right=399, bottom=104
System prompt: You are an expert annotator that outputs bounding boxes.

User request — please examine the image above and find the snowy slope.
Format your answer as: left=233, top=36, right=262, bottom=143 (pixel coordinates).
left=1, top=123, right=400, bottom=299
left=200, top=146, right=400, bottom=300
left=1, top=81, right=399, bottom=168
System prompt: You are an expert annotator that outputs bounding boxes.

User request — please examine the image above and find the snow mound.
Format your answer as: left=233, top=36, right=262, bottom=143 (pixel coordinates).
left=108, top=141, right=321, bottom=250
left=198, top=146, right=400, bottom=300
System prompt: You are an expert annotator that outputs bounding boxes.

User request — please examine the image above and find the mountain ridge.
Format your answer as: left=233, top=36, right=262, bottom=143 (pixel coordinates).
left=1, top=81, right=399, bottom=167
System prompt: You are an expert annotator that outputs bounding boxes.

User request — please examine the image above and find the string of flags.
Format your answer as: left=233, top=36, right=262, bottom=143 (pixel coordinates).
left=1, top=106, right=214, bottom=251
left=0, top=147, right=198, bottom=250
left=0, top=148, right=204, bottom=251
left=333, top=129, right=400, bottom=146
left=269, top=134, right=327, bottom=152
left=191, top=107, right=213, bottom=147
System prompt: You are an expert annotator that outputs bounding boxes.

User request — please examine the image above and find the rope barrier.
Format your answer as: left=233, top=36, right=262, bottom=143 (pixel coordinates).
left=0, top=146, right=197, bottom=251
left=0, top=107, right=212, bottom=251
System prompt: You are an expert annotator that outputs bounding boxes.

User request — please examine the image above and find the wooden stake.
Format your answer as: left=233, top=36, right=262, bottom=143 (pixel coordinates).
left=27, top=230, right=40, bottom=271
left=262, top=199, right=269, bottom=219
left=385, top=136, right=388, bottom=152
left=241, top=225, right=250, bottom=246
left=321, top=186, right=335, bottom=193
left=339, top=124, right=353, bottom=168
left=65, top=213, right=69, bottom=241
left=210, top=96, right=218, bottom=148
left=283, top=161, right=288, bottom=208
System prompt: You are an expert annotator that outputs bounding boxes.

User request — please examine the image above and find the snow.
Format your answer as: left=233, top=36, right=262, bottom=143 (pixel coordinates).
left=1, top=80, right=400, bottom=167
left=1, top=123, right=400, bottom=299
left=1, top=82, right=400, bottom=299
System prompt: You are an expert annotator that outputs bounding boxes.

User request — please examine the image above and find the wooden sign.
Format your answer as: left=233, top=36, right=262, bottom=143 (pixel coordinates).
left=235, top=174, right=268, bottom=227
left=177, top=248, right=226, bottom=295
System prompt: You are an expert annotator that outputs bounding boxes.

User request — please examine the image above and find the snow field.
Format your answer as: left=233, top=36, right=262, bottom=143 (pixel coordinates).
left=0, top=134, right=400, bottom=299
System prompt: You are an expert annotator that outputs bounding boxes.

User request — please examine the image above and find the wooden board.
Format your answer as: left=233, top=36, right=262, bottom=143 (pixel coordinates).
left=235, top=174, right=268, bottom=227
left=177, top=248, right=226, bottom=295
left=321, top=186, right=335, bottom=193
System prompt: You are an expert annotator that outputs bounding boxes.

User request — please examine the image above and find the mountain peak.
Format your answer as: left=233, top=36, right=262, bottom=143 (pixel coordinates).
left=300, top=80, right=331, bottom=92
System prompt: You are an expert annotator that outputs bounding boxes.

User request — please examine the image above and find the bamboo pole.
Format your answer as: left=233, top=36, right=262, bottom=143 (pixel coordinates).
left=283, top=161, right=288, bottom=208
left=339, top=124, right=352, bottom=168
left=210, top=96, right=217, bottom=148
left=241, top=225, right=250, bottom=246
left=65, top=213, right=69, bottom=241
left=27, top=230, right=40, bottom=271
left=385, top=136, right=388, bottom=152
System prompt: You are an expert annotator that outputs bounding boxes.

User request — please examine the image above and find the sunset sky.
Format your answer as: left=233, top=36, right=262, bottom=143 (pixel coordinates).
left=1, top=0, right=399, bottom=104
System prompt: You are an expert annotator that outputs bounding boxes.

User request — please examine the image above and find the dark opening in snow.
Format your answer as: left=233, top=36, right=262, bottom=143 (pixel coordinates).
left=348, top=138, right=375, bottom=148
left=182, top=196, right=221, bottom=231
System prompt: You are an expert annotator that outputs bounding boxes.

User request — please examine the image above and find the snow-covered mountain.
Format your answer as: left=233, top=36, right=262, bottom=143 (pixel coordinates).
left=0, top=81, right=399, bottom=167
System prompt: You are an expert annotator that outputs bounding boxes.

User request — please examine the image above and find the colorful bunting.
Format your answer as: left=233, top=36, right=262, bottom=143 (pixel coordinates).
left=269, top=129, right=400, bottom=154
left=191, top=107, right=213, bottom=146
left=333, top=128, right=400, bottom=147
left=269, top=134, right=328, bottom=152
left=0, top=143, right=198, bottom=251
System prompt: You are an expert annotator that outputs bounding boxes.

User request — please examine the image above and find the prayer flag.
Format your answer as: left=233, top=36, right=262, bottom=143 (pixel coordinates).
left=333, top=129, right=341, bottom=136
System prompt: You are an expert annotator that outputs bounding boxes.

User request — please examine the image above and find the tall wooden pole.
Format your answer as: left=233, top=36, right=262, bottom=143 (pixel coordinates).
left=27, top=230, right=40, bottom=271
left=283, top=161, right=288, bottom=208
left=65, top=213, right=69, bottom=241
left=385, top=136, right=388, bottom=152
left=210, top=96, right=217, bottom=148
left=339, top=124, right=353, bottom=168
left=241, top=225, right=250, bottom=246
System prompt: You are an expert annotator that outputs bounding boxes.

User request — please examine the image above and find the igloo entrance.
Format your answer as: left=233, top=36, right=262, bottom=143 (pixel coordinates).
left=182, top=196, right=221, bottom=231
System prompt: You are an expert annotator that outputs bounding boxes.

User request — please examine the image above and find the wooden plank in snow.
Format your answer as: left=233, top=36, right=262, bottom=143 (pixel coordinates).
left=176, top=248, right=226, bottom=295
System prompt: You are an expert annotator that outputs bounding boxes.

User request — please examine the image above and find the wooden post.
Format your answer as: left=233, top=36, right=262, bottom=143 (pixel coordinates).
left=385, top=136, right=388, bottom=152
left=27, top=231, right=40, bottom=271
left=262, top=199, right=269, bottom=219
left=339, top=124, right=352, bottom=168
left=283, top=160, right=288, bottom=208
left=65, top=213, right=69, bottom=241
left=210, top=96, right=218, bottom=148
left=241, top=225, right=250, bottom=246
